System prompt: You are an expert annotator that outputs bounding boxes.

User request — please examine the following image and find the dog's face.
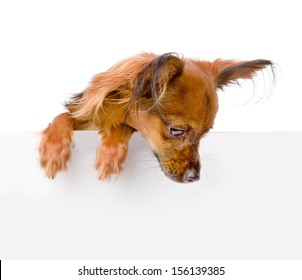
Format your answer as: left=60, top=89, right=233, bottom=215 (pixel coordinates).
left=127, top=54, right=273, bottom=183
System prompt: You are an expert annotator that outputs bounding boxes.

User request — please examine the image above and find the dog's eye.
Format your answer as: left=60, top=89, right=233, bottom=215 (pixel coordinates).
left=169, top=127, right=186, bottom=138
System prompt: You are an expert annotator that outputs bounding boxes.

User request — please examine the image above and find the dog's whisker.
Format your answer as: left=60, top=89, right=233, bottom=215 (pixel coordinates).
left=201, top=154, right=221, bottom=165
left=126, top=159, right=158, bottom=166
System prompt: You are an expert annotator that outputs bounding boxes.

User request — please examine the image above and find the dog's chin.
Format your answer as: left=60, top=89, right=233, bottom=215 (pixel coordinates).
left=154, top=152, right=199, bottom=184
left=164, top=171, right=187, bottom=184
left=162, top=167, right=200, bottom=184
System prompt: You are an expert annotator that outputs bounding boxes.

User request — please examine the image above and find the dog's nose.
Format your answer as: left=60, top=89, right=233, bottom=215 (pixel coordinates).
left=184, top=168, right=200, bottom=183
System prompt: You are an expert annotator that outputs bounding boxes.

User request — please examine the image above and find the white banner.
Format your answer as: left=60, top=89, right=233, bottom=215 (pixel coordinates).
left=2, top=260, right=302, bottom=280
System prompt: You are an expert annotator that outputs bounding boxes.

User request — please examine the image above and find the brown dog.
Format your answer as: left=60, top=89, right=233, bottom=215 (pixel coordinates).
left=39, top=53, right=273, bottom=183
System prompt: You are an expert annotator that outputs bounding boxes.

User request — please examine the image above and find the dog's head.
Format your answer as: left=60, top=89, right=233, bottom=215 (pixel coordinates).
left=126, top=53, right=273, bottom=183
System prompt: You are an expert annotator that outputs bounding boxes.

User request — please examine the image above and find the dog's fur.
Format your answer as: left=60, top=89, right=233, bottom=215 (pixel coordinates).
left=39, top=53, right=273, bottom=183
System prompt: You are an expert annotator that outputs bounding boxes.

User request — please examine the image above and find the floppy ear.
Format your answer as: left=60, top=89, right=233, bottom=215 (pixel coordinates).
left=212, top=59, right=274, bottom=90
left=132, top=53, right=184, bottom=102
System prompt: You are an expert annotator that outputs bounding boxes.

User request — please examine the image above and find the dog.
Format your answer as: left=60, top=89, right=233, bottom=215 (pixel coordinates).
left=39, top=52, right=273, bottom=183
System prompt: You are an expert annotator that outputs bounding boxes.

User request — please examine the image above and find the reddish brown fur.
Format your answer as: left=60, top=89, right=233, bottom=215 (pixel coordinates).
left=39, top=53, right=273, bottom=183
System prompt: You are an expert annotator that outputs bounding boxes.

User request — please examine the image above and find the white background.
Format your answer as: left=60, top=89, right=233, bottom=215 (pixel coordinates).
left=0, top=0, right=301, bottom=132
left=1, top=131, right=302, bottom=260
left=0, top=0, right=302, bottom=275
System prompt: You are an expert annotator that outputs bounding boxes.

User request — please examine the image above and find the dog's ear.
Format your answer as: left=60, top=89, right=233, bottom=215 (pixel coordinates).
left=132, top=53, right=184, bottom=102
left=212, top=59, right=274, bottom=90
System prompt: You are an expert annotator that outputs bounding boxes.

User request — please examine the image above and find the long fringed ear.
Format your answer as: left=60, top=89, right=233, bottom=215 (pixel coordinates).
left=212, top=59, right=274, bottom=90
left=131, top=53, right=184, bottom=108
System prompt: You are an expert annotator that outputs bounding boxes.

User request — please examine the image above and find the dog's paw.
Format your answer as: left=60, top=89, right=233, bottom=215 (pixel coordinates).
left=39, top=135, right=72, bottom=179
left=95, top=144, right=127, bottom=181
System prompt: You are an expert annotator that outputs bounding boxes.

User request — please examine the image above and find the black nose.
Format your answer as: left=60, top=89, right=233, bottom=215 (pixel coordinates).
left=184, top=168, right=200, bottom=183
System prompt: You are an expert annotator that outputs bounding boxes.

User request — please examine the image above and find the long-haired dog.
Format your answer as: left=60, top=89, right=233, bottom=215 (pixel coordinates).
left=39, top=53, right=273, bottom=183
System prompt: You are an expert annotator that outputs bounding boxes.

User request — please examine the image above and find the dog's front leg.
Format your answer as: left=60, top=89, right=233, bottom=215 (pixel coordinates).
left=95, top=124, right=135, bottom=180
left=39, top=113, right=75, bottom=179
